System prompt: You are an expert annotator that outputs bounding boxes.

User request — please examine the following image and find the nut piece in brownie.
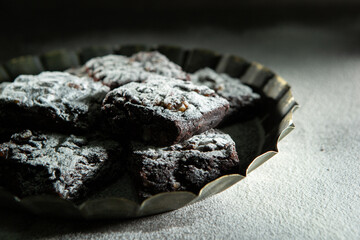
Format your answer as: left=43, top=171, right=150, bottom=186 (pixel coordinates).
left=102, top=76, right=230, bottom=146
left=0, top=130, right=124, bottom=202
left=85, top=51, right=188, bottom=89
left=191, top=68, right=261, bottom=122
left=0, top=71, right=109, bottom=132
left=130, top=129, right=239, bottom=199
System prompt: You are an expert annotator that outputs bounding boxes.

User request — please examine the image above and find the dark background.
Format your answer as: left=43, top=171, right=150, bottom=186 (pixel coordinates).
left=1, top=0, right=359, bottom=62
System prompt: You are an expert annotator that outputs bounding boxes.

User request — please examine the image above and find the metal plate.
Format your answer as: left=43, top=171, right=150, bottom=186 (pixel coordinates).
left=0, top=45, right=298, bottom=219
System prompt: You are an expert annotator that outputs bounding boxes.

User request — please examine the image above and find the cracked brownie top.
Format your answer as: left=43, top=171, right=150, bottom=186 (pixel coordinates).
left=128, top=51, right=188, bottom=80
left=0, top=130, right=123, bottom=200
left=103, top=75, right=229, bottom=121
left=85, top=52, right=188, bottom=89
left=132, top=129, right=239, bottom=198
left=136, top=128, right=236, bottom=157
left=191, top=68, right=261, bottom=109
left=0, top=71, right=109, bottom=129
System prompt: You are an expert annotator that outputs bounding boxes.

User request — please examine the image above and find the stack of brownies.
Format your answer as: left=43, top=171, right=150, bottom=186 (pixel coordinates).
left=0, top=51, right=261, bottom=202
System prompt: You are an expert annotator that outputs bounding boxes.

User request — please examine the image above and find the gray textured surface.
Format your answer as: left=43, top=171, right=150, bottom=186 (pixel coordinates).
left=1, top=20, right=360, bottom=239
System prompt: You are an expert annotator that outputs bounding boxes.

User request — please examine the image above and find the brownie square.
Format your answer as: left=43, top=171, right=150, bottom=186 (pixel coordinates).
left=85, top=51, right=188, bottom=89
left=191, top=68, right=261, bottom=123
left=85, top=54, right=148, bottom=89
left=0, top=71, right=109, bottom=132
left=128, top=51, right=188, bottom=80
left=0, top=130, right=124, bottom=202
left=102, top=76, right=230, bottom=146
left=130, top=129, right=239, bottom=199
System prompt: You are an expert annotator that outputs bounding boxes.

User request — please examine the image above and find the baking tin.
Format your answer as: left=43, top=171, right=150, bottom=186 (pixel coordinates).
left=0, top=45, right=298, bottom=219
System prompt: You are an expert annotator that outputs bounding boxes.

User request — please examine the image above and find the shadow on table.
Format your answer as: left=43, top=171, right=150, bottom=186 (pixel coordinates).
left=0, top=205, right=196, bottom=239
left=0, top=207, right=119, bottom=238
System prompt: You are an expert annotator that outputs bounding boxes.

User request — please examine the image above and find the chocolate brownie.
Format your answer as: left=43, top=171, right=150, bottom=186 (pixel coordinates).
left=131, top=129, right=239, bottom=199
left=0, top=130, right=124, bottom=202
left=85, top=51, right=188, bottom=89
left=102, top=76, right=230, bottom=146
left=128, top=51, right=188, bottom=80
left=191, top=68, right=261, bottom=122
left=85, top=54, right=148, bottom=89
left=0, top=71, right=109, bottom=132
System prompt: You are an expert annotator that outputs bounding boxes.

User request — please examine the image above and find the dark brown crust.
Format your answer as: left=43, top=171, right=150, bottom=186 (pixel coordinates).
left=102, top=77, right=229, bottom=146
left=191, top=68, right=262, bottom=124
left=0, top=130, right=125, bottom=203
left=0, top=72, right=109, bottom=133
left=130, top=129, right=239, bottom=199
left=84, top=52, right=189, bottom=89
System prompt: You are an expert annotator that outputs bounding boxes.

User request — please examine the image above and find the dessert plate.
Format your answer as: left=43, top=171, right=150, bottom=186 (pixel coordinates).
left=0, top=45, right=298, bottom=219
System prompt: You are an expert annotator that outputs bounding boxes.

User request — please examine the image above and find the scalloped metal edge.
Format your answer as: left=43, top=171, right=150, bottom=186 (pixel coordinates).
left=0, top=46, right=298, bottom=219
left=246, top=103, right=298, bottom=175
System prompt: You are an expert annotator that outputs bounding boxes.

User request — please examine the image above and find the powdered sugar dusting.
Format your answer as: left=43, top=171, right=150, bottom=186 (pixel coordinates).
left=132, top=129, right=239, bottom=197
left=85, top=52, right=188, bottom=89
left=191, top=68, right=261, bottom=109
left=104, top=75, right=229, bottom=120
left=129, top=51, right=188, bottom=80
left=136, top=129, right=235, bottom=157
left=0, top=130, right=122, bottom=200
left=0, top=71, right=109, bottom=128
left=85, top=55, right=146, bottom=88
